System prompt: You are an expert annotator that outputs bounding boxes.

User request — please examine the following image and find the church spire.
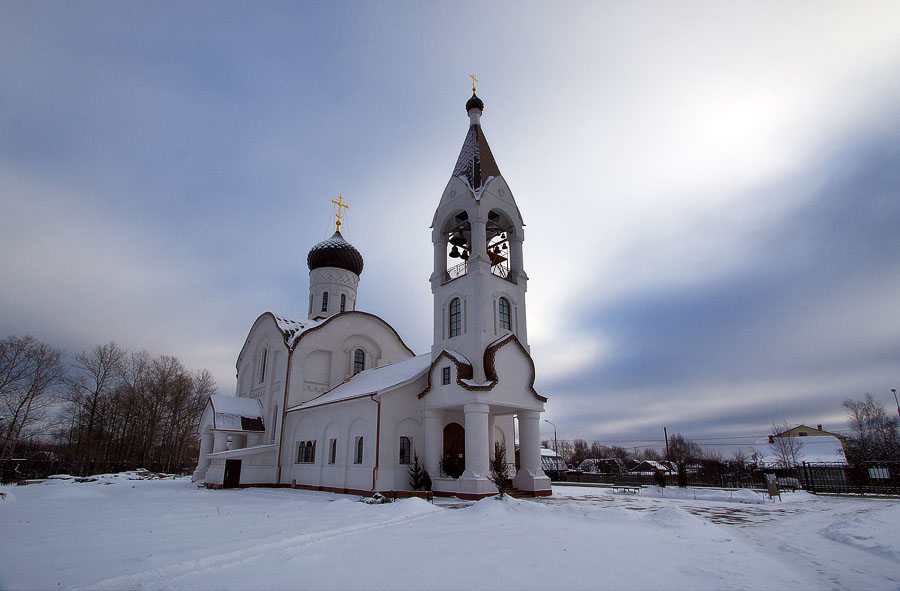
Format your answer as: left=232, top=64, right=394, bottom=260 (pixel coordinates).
left=454, top=82, right=499, bottom=191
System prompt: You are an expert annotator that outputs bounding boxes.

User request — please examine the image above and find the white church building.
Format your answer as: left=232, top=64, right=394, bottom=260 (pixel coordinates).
left=193, top=90, right=551, bottom=499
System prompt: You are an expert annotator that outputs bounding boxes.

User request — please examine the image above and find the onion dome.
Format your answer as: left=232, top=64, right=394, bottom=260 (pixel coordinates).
left=307, top=231, right=364, bottom=276
left=466, top=93, right=484, bottom=113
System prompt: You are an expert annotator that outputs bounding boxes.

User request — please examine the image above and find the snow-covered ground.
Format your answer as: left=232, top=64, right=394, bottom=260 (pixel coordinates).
left=1, top=475, right=898, bottom=590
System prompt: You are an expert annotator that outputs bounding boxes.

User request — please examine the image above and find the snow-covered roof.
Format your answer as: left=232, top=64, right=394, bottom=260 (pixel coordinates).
left=209, top=395, right=264, bottom=432
left=207, top=444, right=277, bottom=458
left=288, top=354, right=431, bottom=411
left=541, top=447, right=559, bottom=457
left=753, top=435, right=847, bottom=466
left=443, top=349, right=471, bottom=365
left=272, top=314, right=324, bottom=348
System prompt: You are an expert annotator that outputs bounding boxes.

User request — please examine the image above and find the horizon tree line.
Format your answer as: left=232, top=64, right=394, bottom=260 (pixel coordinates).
left=1, top=335, right=215, bottom=471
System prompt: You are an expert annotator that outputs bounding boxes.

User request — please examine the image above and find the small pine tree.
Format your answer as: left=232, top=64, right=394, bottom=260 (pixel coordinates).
left=487, top=440, right=512, bottom=498
left=408, top=452, right=432, bottom=491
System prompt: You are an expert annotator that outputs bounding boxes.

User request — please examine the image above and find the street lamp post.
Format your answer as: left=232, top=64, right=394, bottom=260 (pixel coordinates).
left=544, top=419, right=558, bottom=459
left=891, top=389, right=899, bottom=422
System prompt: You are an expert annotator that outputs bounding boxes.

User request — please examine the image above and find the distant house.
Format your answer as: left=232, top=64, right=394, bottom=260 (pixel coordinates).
left=754, top=424, right=847, bottom=467
left=540, top=448, right=567, bottom=472
left=629, top=460, right=674, bottom=475
left=577, top=458, right=623, bottom=473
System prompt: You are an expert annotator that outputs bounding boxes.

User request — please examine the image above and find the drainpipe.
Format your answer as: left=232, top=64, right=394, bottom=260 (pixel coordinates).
left=275, top=348, right=294, bottom=485
left=370, top=393, right=381, bottom=492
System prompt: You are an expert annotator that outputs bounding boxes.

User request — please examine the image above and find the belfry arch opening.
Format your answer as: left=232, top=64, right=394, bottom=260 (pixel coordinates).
left=487, top=209, right=515, bottom=282
left=443, top=211, right=470, bottom=283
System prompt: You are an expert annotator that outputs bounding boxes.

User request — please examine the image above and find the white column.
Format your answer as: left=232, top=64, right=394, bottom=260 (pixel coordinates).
left=423, top=409, right=443, bottom=480
left=513, top=410, right=551, bottom=493
left=517, top=411, right=540, bottom=473
left=462, top=403, right=490, bottom=478
left=192, top=432, right=215, bottom=482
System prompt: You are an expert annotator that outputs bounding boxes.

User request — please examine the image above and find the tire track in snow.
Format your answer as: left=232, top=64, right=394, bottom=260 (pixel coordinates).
left=71, top=509, right=439, bottom=590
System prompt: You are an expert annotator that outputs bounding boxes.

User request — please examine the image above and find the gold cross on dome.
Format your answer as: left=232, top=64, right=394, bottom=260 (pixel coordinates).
left=469, top=74, right=478, bottom=93
left=331, top=194, right=350, bottom=232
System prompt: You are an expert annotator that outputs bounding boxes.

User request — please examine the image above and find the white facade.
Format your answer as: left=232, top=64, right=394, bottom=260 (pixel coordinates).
left=193, top=93, right=551, bottom=499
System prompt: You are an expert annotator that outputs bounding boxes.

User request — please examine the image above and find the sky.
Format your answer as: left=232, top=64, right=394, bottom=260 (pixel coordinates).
left=2, top=1, right=899, bottom=456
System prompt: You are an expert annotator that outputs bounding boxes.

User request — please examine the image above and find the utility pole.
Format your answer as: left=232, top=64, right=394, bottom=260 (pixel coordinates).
left=544, top=419, right=558, bottom=459
left=664, top=427, right=670, bottom=461
left=892, top=389, right=899, bottom=422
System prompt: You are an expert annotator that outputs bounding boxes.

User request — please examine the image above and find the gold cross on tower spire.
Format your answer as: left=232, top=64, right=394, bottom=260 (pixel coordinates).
left=469, top=74, right=478, bottom=93
left=330, top=194, right=350, bottom=232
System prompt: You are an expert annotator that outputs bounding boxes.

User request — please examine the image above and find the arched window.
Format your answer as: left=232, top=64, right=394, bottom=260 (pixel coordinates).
left=329, top=438, right=337, bottom=464
left=258, top=348, right=268, bottom=383
left=355, top=436, right=364, bottom=464
left=399, top=436, right=411, bottom=465
left=321, top=291, right=329, bottom=312
left=449, top=298, right=461, bottom=338
left=354, top=349, right=365, bottom=374
left=297, top=440, right=317, bottom=463
left=340, top=293, right=346, bottom=312
left=499, top=297, right=511, bottom=331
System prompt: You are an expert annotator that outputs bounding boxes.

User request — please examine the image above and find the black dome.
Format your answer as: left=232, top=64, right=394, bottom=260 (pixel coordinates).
left=466, top=93, right=484, bottom=113
left=307, top=231, right=364, bottom=275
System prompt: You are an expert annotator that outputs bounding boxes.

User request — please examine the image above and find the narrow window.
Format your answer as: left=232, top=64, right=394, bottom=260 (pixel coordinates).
left=258, top=348, right=268, bottom=383
left=271, top=405, right=278, bottom=443
left=355, top=436, right=364, bottom=464
left=329, top=438, right=337, bottom=464
left=308, top=294, right=313, bottom=316
left=321, top=291, right=329, bottom=312
left=449, top=298, right=461, bottom=338
left=306, top=441, right=314, bottom=463
left=354, top=349, right=365, bottom=374
left=399, top=436, right=411, bottom=465
left=340, top=293, right=346, bottom=312
left=499, top=297, right=511, bottom=331
left=441, top=366, right=451, bottom=385
left=297, top=442, right=304, bottom=463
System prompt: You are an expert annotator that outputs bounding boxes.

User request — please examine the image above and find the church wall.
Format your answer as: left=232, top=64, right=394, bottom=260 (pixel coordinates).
left=372, top=378, right=427, bottom=491
left=284, top=400, right=378, bottom=492
left=288, top=313, right=415, bottom=408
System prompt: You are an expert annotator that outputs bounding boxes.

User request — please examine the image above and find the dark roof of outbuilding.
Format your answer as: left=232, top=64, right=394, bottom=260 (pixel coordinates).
left=307, top=231, right=364, bottom=275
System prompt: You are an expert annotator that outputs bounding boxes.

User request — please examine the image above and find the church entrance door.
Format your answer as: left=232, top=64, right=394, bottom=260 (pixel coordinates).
left=442, top=423, right=465, bottom=478
left=223, top=459, right=242, bottom=489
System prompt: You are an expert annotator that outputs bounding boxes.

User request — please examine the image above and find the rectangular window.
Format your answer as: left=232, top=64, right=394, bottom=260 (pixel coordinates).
left=329, top=438, right=337, bottom=464
left=354, top=436, right=364, bottom=464
left=441, top=367, right=451, bottom=385
left=321, top=291, right=329, bottom=312
left=449, top=298, right=461, bottom=338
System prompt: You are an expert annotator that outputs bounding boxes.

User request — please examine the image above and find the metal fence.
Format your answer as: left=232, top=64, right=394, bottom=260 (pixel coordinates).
left=557, top=461, right=900, bottom=497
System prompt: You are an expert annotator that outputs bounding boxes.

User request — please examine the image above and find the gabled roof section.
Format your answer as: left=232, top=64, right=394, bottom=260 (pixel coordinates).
left=287, top=354, right=431, bottom=412
left=208, top=395, right=264, bottom=432
left=419, top=334, right=546, bottom=402
left=452, top=124, right=501, bottom=193
left=272, top=314, right=324, bottom=348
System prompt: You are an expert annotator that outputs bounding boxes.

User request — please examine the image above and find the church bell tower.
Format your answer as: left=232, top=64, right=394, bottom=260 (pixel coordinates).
left=419, top=84, right=550, bottom=499
left=430, top=89, right=529, bottom=381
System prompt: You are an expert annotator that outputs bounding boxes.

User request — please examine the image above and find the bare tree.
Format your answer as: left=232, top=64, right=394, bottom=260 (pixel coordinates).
left=769, top=420, right=803, bottom=468
left=0, top=336, right=66, bottom=457
left=65, top=342, right=126, bottom=459
left=843, top=393, right=900, bottom=464
left=667, top=433, right=702, bottom=487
